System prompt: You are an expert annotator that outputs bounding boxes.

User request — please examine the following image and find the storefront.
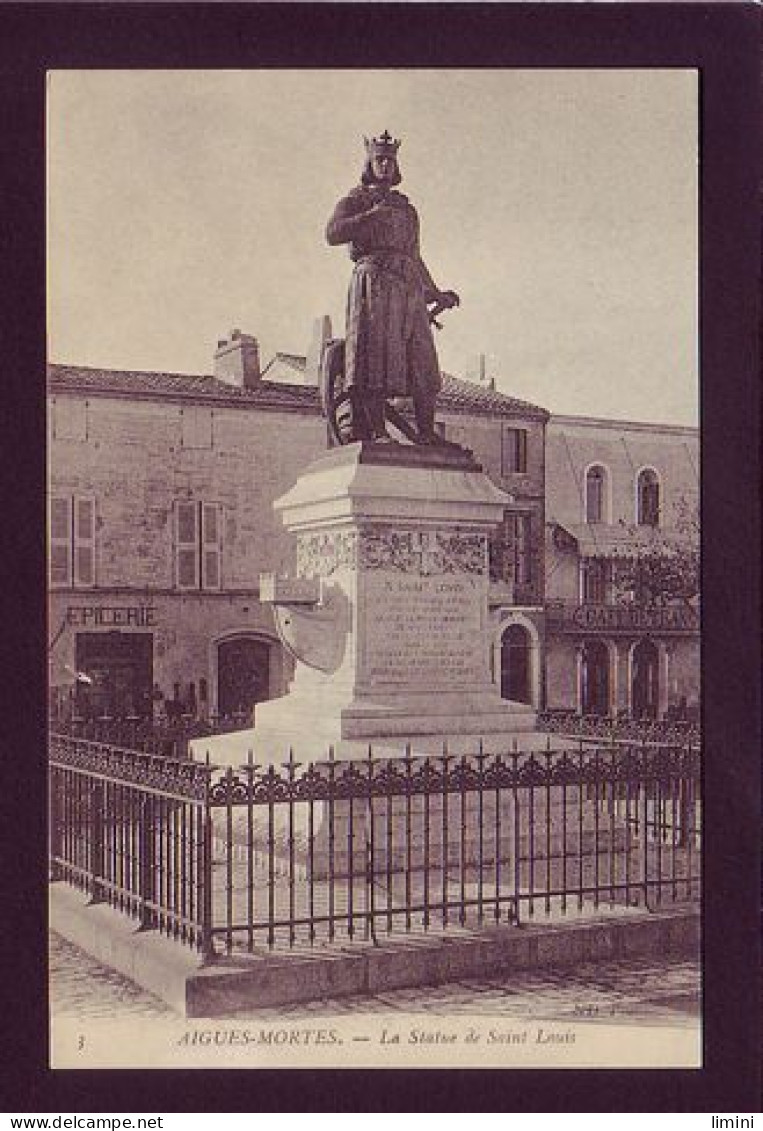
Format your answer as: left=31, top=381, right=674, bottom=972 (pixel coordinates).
left=48, top=595, right=287, bottom=723
left=545, top=601, right=700, bottom=719
left=74, top=631, right=154, bottom=719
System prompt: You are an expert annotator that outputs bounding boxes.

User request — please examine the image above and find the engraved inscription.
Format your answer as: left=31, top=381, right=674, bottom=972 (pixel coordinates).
left=364, top=572, right=485, bottom=685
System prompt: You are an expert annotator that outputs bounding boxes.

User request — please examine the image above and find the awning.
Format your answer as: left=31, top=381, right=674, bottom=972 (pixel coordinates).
left=549, top=521, right=693, bottom=558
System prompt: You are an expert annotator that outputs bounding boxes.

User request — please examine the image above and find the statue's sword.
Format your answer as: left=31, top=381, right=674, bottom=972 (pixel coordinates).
left=427, top=293, right=460, bottom=330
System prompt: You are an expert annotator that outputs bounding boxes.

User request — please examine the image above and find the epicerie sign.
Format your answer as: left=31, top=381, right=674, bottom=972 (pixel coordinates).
left=65, top=605, right=157, bottom=628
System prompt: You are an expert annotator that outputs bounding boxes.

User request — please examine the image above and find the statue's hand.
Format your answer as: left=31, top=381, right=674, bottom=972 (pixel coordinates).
left=437, top=290, right=460, bottom=309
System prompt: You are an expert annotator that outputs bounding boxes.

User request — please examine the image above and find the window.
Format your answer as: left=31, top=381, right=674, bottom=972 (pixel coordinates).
left=489, top=513, right=532, bottom=586
left=581, top=559, right=612, bottom=604
left=585, top=466, right=606, bottom=524
left=49, top=496, right=96, bottom=588
left=502, top=427, right=528, bottom=475
left=637, top=469, right=660, bottom=526
left=175, top=500, right=223, bottom=590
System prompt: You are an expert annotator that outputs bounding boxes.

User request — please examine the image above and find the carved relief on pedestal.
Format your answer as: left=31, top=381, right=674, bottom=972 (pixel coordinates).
left=296, top=526, right=487, bottom=579
left=359, top=528, right=487, bottom=576
left=297, top=530, right=359, bottom=578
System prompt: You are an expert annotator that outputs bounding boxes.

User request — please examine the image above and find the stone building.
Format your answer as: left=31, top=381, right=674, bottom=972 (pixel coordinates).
left=544, top=414, right=700, bottom=720
left=48, top=325, right=549, bottom=724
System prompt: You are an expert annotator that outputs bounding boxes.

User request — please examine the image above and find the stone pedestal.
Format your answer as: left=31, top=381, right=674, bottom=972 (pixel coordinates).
left=191, top=440, right=545, bottom=875
left=196, top=441, right=535, bottom=767
left=212, top=786, right=630, bottom=881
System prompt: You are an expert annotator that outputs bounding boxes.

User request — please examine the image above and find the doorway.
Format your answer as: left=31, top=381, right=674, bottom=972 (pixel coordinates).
left=74, top=632, right=153, bottom=719
left=581, top=640, right=610, bottom=716
left=632, top=638, right=659, bottom=719
left=217, top=636, right=271, bottom=718
left=500, top=624, right=531, bottom=703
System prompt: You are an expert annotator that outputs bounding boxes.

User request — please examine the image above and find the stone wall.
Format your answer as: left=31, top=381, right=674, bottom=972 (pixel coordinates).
left=49, top=394, right=326, bottom=591
left=48, top=384, right=545, bottom=718
left=545, top=416, right=698, bottom=533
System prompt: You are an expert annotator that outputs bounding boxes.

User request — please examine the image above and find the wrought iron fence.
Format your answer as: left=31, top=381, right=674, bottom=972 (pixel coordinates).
left=536, top=709, right=701, bottom=749
left=49, top=733, right=701, bottom=961
left=50, top=713, right=252, bottom=760
left=49, top=735, right=213, bottom=953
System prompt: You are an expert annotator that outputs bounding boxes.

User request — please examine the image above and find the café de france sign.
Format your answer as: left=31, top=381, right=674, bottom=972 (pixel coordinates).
left=548, top=602, right=699, bottom=635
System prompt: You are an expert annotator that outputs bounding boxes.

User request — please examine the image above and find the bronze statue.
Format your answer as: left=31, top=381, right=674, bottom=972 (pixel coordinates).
left=324, top=131, right=460, bottom=445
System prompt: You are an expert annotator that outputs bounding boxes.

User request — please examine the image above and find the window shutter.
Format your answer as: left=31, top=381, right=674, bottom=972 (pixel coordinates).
left=513, top=515, right=532, bottom=585
left=502, top=428, right=516, bottom=476
left=73, top=497, right=96, bottom=587
left=201, top=503, right=222, bottom=590
left=503, top=428, right=528, bottom=474
left=49, top=497, right=72, bottom=587
left=517, top=429, right=528, bottom=473
left=176, top=501, right=199, bottom=589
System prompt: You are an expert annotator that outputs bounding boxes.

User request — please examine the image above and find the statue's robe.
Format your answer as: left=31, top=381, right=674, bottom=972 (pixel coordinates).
left=326, top=186, right=442, bottom=403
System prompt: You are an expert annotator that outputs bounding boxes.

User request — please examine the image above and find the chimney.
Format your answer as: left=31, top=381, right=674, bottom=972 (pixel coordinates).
left=468, top=352, right=496, bottom=392
left=214, top=329, right=261, bottom=389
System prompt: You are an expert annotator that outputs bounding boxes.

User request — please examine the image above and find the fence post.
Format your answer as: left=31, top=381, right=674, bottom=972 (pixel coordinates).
left=49, top=764, right=64, bottom=881
left=364, top=745, right=378, bottom=946
left=199, top=760, right=216, bottom=963
left=677, top=744, right=692, bottom=848
left=640, top=740, right=652, bottom=911
left=138, top=794, right=157, bottom=930
left=88, top=779, right=105, bottom=904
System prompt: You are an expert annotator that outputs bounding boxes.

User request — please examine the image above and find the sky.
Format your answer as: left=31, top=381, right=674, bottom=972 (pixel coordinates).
left=47, top=69, right=698, bottom=425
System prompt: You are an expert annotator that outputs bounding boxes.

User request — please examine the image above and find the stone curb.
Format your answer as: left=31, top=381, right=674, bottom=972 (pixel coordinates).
left=50, top=883, right=700, bottom=1019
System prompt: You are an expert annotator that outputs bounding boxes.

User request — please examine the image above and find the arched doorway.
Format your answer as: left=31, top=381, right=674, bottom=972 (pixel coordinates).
left=217, top=636, right=271, bottom=718
left=581, top=640, right=610, bottom=716
left=500, top=624, right=531, bottom=704
left=632, top=638, right=659, bottom=719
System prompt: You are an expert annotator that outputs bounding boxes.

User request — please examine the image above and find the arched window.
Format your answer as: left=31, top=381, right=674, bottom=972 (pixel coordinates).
left=585, top=466, right=606, bottom=524
left=637, top=469, right=660, bottom=526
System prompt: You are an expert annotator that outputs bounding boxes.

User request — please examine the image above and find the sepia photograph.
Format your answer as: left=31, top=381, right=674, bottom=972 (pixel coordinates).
left=46, top=65, right=704, bottom=1072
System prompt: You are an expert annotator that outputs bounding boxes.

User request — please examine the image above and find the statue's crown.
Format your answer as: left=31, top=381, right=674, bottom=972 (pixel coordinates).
left=364, top=130, right=401, bottom=158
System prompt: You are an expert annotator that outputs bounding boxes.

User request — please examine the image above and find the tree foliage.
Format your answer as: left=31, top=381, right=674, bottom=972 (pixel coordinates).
left=614, top=496, right=699, bottom=609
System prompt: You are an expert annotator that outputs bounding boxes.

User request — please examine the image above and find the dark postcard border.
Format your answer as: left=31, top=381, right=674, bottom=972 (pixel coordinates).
left=1, top=1, right=760, bottom=1114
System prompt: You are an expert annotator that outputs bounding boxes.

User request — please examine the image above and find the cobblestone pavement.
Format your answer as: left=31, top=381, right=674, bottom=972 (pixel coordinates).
left=50, top=934, right=175, bottom=1020
left=50, top=933, right=699, bottom=1027
left=238, top=957, right=700, bottom=1027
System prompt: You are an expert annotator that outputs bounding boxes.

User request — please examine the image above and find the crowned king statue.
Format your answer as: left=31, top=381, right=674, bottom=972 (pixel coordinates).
left=323, top=131, right=461, bottom=445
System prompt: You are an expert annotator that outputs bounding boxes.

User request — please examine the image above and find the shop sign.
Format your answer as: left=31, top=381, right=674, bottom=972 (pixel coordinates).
left=568, top=604, right=698, bottom=633
left=65, top=605, right=157, bottom=628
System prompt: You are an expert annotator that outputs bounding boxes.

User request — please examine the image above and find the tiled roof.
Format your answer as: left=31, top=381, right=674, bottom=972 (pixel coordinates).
left=48, top=364, right=320, bottom=411
left=440, top=374, right=547, bottom=419
left=48, top=359, right=548, bottom=419
left=263, top=353, right=548, bottom=418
